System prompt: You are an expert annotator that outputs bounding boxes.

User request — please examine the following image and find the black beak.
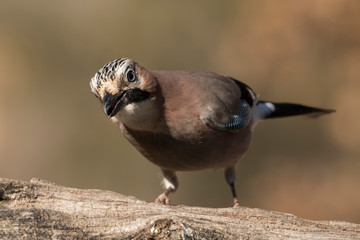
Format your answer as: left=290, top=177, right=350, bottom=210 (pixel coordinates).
left=102, top=91, right=126, bottom=118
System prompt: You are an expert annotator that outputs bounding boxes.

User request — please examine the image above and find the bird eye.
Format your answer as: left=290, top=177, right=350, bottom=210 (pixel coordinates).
left=126, top=70, right=137, bottom=82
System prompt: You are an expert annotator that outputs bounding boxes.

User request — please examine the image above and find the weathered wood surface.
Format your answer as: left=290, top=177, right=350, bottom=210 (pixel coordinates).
left=0, top=178, right=359, bottom=239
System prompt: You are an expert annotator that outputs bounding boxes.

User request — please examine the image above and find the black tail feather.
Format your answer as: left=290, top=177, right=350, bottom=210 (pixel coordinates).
left=259, top=101, right=335, bottom=119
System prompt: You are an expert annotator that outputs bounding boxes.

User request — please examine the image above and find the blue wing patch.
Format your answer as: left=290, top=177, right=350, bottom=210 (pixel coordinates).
left=217, top=100, right=251, bottom=130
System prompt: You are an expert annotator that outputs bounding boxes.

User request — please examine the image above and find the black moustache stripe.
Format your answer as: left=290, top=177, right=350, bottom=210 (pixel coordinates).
left=126, top=88, right=150, bottom=103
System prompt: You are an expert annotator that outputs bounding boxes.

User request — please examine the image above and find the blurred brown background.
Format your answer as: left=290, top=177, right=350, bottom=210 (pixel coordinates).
left=1, top=1, right=359, bottom=223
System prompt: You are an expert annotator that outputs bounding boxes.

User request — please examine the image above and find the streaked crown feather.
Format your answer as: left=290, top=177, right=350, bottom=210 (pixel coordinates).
left=90, top=58, right=131, bottom=98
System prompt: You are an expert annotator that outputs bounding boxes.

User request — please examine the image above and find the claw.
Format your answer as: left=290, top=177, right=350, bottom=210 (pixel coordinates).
left=155, top=193, right=171, bottom=205
left=233, top=197, right=240, bottom=208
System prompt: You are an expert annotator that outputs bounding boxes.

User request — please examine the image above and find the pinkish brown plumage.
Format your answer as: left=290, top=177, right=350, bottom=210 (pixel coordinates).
left=90, top=58, right=334, bottom=206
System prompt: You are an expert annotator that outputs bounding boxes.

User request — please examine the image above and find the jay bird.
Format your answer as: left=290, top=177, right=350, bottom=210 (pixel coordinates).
left=90, top=58, right=334, bottom=207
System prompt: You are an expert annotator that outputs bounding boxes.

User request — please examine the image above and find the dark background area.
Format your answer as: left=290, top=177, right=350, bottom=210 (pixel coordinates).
left=1, top=1, right=359, bottom=223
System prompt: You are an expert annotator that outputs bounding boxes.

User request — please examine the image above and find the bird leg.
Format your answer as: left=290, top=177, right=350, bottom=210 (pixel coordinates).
left=225, top=167, right=240, bottom=207
left=229, top=182, right=240, bottom=207
left=155, top=169, right=178, bottom=205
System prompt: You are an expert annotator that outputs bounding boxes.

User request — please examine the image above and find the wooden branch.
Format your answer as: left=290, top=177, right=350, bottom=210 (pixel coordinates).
left=0, top=178, right=359, bottom=239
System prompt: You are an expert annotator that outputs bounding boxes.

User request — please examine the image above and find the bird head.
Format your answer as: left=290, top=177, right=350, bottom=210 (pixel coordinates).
left=90, top=58, right=158, bottom=119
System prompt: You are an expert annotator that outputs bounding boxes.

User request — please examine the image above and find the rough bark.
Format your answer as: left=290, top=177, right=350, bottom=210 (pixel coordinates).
left=0, top=178, right=359, bottom=240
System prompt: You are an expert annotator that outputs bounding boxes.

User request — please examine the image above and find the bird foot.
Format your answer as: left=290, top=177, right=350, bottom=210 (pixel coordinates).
left=155, top=193, right=171, bottom=205
left=233, top=198, right=240, bottom=208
